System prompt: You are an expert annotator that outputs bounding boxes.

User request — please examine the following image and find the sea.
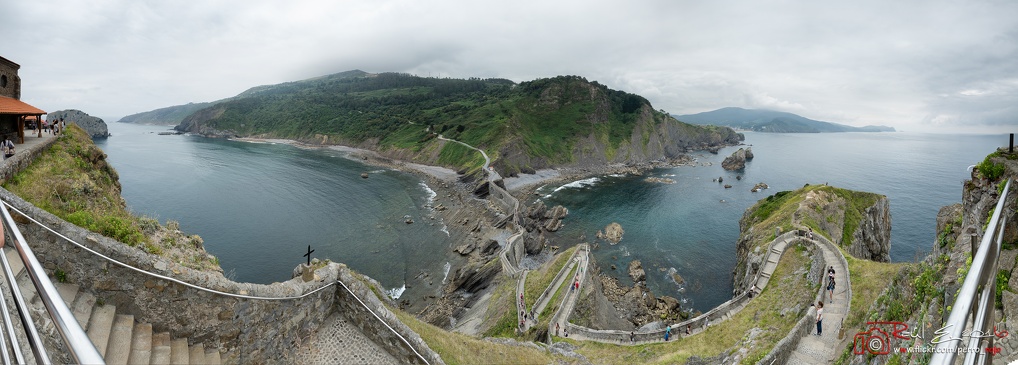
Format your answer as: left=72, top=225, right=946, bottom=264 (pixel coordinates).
left=535, top=132, right=1006, bottom=311
left=94, top=122, right=454, bottom=301
left=96, top=122, right=1007, bottom=312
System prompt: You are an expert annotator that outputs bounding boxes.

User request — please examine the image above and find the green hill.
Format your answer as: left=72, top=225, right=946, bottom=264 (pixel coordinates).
left=675, top=107, right=895, bottom=133
left=118, top=102, right=216, bottom=126
left=170, top=71, right=742, bottom=175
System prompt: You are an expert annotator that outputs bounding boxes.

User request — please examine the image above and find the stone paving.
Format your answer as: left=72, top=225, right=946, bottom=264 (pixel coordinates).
left=292, top=312, right=400, bottom=365
left=786, top=237, right=851, bottom=364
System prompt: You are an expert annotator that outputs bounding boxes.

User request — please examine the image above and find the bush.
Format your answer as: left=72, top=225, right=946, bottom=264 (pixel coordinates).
left=977, top=154, right=1005, bottom=180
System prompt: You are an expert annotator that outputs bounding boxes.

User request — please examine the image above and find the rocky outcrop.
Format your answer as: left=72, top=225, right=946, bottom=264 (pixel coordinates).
left=732, top=185, right=891, bottom=293
left=721, top=147, right=752, bottom=171
left=628, top=260, right=646, bottom=282
left=47, top=109, right=109, bottom=138
left=450, top=258, right=502, bottom=294
left=519, top=201, right=569, bottom=255
left=597, top=222, right=624, bottom=244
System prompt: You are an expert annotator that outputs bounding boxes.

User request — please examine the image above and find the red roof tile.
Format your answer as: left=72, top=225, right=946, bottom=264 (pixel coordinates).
left=0, top=96, right=45, bottom=115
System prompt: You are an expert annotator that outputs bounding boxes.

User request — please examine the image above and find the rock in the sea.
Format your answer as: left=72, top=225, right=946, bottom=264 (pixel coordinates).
left=47, top=109, right=110, bottom=138
left=670, top=271, right=685, bottom=285
left=724, top=184, right=732, bottom=189
left=750, top=182, right=769, bottom=192
left=722, top=148, right=752, bottom=171
left=361, top=172, right=369, bottom=179
left=628, top=260, right=646, bottom=283
left=604, top=222, right=624, bottom=244
left=645, top=177, right=676, bottom=184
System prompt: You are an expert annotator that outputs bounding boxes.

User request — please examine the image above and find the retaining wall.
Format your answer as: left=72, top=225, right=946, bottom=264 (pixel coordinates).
left=0, top=187, right=442, bottom=364
left=0, top=136, right=57, bottom=184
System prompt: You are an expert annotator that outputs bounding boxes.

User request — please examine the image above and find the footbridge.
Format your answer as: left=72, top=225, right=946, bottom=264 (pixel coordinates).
left=0, top=136, right=443, bottom=364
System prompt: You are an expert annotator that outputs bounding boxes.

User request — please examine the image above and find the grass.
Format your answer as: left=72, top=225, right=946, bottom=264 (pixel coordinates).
left=3, top=125, right=219, bottom=270
left=566, top=242, right=816, bottom=364
left=840, top=250, right=906, bottom=333
left=481, top=274, right=520, bottom=338
left=524, top=246, right=578, bottom=306
left=745, top=185, right=883, bottom=252
left=4, top=125, right=146, bottom=245
left=394, top=309, right=567, bottom=364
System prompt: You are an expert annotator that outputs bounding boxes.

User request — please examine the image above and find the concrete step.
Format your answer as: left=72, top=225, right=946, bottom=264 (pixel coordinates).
left=151, top=332, right=171, bottom=365
left=71, top=290, right=96, bottom=331
left=189, top=343, right=206, bottom=364
left=86, top=304, right=117, bottom=357
left=54, top=282, right=78, bottom=307
left=127, top=322, right=152, bottom=365
left=205, top=350, right=221, bottom=365
left=105, top=314, right=135, bottom=365
left=170, top=338, right=189, bottom=364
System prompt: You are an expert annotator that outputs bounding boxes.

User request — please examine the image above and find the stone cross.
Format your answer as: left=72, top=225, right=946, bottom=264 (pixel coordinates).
left=304, top=245, right=315, bottom=266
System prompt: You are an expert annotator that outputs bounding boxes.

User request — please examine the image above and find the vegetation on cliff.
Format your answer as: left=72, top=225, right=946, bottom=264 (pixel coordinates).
left=566, top=244, right=816, bottom=364
left=3, top=125, right=220, bottom=271
left=172, top=71, right=742, bottom=174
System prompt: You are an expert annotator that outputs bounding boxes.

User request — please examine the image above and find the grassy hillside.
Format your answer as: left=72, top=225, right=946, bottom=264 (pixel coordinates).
left=175, top=72, right=742, bottom=174
left=3, top=125, right=220, bottom=271
left=118, top=102, right=215, bottom=125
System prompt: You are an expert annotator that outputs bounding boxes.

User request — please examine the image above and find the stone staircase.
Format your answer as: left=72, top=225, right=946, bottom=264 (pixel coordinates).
left=4, top=248, right=223, bottom=364
left=785, top=239, right=849, bottom=364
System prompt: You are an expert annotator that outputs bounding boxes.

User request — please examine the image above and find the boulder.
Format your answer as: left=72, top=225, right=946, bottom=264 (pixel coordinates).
left=659, top=295, right=681, bottom=312
left=452, top=260, right=502, bottom=293
left=479, top=239, right=501, bottom=256
left=454, top=242, right=476, bottom=255
left=604, top=222, right=625, bottom=244
left=628, top=260, right=646, bottom=283
left=722, top=148, right=751, bottom=171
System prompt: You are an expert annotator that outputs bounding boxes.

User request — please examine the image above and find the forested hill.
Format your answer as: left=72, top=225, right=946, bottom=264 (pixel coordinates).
left=675, top=107, right=896, bottom=133
left=172, top=71, right=743, bottom=175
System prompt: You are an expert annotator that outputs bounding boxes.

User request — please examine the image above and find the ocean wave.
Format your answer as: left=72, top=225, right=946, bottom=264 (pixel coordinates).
left=442, top=262, right=451, bottom=284
left=440, top=225, right=450, bottom=236
left=620, top=246, right=630, bottom=257
left=419, top=182, right=438, bottom=206
left=544, top=177, right=601, bottom=198
left=386, top=284, right=406, bottom=300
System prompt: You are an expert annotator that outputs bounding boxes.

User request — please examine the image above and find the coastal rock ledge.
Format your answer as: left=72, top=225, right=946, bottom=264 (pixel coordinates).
left=721, top=147, right=753, bottom=171
left=47, top=109, right=110, bottom=139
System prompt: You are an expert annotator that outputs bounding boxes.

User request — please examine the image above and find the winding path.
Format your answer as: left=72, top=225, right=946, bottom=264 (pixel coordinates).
left=440, top=131, right=856, bottom=360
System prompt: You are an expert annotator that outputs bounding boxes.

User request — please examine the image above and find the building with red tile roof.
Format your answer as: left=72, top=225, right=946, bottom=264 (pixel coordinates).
left=0, top=55, right=46, bottom=143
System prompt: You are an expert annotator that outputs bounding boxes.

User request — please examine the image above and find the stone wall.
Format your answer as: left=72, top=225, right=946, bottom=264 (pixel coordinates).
left=334, top=268, right=445, bottom=365
left=488, top=182, right=518, bottom=220
left=0, top=56, right=21, bottom=100
left=0, top=187, right=442, bottom=364
left=0, top=136, right=57, bottom=184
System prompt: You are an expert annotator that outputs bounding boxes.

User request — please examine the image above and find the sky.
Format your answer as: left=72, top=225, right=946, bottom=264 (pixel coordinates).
left=2, top=0, right=1016, bottom=134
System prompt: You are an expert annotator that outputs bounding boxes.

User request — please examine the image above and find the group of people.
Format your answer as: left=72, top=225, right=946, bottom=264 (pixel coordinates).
left=816, top=265, right=836, bottom=336
left=41, top=118, right=66, bottom=136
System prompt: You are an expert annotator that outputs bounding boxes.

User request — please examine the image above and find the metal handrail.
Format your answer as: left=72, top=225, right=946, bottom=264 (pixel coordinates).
left=1, top=200, right=335, bottom=301
left=0, top=247, right=27, bottom=365
left=1, top=202, right=104, bottom=364
left=931, top=178, right=1012, bottom=364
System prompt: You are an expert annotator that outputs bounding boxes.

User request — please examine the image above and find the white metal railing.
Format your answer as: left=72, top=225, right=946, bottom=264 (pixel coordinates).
left=0, top=200, right=104, bottom=364
left=931, top=178, right=1012, bottom=365
left=0, top=197, right=434, bottom=364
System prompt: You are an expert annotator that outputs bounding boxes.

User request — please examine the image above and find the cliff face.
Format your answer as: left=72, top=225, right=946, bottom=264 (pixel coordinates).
left=47, top=109, right=110, bottom=139
left=732, top=185, right=891, bottom=293
left=172, top=72, right=743, bottom=173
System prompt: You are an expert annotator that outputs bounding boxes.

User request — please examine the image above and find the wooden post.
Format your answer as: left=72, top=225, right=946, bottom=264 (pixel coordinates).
left=16, top=116, right=24, bottom=144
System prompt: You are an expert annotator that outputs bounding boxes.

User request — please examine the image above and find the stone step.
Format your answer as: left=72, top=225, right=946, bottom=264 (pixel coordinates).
left=151, top=332, right=171, bottom=365
left=127, top=322, right=153, bottom=365
left=3, top=247, right=24, bottom=277
left=54, top=282, right=78, bottom=307
left=86, top=304, right=117, bottom=357
left=105, top=314, right=135, bottom=365
left=170, top=338, right=189, bottom=364
left=71, top=290, right=96, bottom=331
left=205, top=350, right=221, bottom=365
left=189, top=343, right=206, bottom=364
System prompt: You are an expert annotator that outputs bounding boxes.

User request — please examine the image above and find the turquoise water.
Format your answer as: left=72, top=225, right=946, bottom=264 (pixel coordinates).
left=94, top=123, right=452, bottom=300
left=538, top=132, right=1006, bottom=311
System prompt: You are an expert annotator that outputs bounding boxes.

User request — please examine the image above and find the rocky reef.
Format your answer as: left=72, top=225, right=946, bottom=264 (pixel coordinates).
left=46, top=109, right=110, bottom=139
left=721, top=147, right=753, bottom=171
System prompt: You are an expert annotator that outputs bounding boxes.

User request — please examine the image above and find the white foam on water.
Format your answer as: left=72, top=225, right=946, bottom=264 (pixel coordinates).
left=621, top=246, right=630, bottom=257
left=440, top=225, right=450, bottom=236
left=419, top=182, right=438, bottom=206
left=544, top=177, right=601, bottom=198
left=386, top=284, right=406, bottom=300
left=442, top=262, right=452, bottom=284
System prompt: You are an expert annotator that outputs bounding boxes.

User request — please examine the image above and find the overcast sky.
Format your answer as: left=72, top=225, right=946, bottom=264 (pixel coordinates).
left=2, top=0, right=1016, bottom=133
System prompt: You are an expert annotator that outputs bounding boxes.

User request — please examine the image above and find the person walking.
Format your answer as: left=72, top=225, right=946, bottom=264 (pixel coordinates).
left=665, top=325, right=671, bottom=341
left=630, top=331, right=635, bottom=344
left=815, top=301, right=824, bottom=336
left=827, top=266, right=836, bottom=302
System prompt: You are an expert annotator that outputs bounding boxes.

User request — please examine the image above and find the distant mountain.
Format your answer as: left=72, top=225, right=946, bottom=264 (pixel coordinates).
left=674, top=107, right=894, bottom=133
left=118, top=102, right=216, bottom=126
left=153, top=71, right=743, bottom=175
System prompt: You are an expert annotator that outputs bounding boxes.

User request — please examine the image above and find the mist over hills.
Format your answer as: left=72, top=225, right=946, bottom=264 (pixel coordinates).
left=674, top=107, right=895, bottom=133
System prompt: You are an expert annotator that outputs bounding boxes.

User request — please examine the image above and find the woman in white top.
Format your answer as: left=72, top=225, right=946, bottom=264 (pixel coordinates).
left=816, top=301, right=824, bottom=336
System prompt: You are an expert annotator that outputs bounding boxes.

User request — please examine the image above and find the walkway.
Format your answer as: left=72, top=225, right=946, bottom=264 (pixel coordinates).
left=548, top=248, right=590, bottom=337
left=787, top=235, right=851, bottom=364
left=292, top=312, right=400, bottom=365
left=436, top=135, right=500, bottom=182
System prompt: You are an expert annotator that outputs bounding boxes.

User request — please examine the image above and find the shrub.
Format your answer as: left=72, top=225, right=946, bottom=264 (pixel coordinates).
left=977, top=155, right=1005, bottom=180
